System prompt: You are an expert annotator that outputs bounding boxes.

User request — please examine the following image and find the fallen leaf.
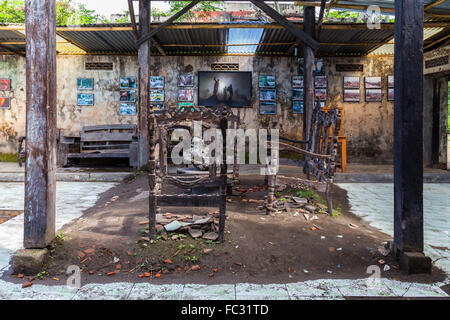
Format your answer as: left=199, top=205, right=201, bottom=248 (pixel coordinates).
left=203, top=248, right=213, bottom=254
left=106, top=272, right=116, bottom=276
left=80, top=258, right=88, bottom=264
left=212, top=268, right=219, bottom=273
left=139, top=221, right=149, bottom=225
left=208, top=273, right=214, bottom=277
left=155, top=273, right=161, bottom=278
left=77, top=251, right=86, bottom=259
left=53, top=277, right=59, bottom=281
left=22, top=282, right=33, bottom=289
left=116, top=264, right=122, bottom=270
left=177, top=267, right=182, bottom=273
left=138, top=274, right=144, bottom=278
left=84, top=248, right=95, bottom=254
left=191, top=265, right=201, bottom=271
left=89, top=271, right=94, bottom=275
left=17, top=274, right=24, bottom=279
left=144, top=272, right=151, bottom=277
left=127, top=251, right=132, bottom=256
left=234, top=262, right=243, bottom=267
left=311, top=227, right=317, bottom=231
left=164, top=259, right=173, bottom=264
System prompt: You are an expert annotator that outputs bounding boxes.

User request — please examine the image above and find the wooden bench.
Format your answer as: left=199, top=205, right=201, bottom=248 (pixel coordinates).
left=266, top=102, right=341, bottom=215
left=67, top=124, right=139, bottom=167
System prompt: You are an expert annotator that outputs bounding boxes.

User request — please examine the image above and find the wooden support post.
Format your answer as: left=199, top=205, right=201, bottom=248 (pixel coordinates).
left=303, top=6, right=315, bottom=141
left=218, top=109, right=228, bottom=242
left=138, top=0, right=151, bottom=168
left=394, top=0, right=431, bottom=274
left=141, top=0, right=157, bottom=239
left=24, top=0, right=57, bottom=248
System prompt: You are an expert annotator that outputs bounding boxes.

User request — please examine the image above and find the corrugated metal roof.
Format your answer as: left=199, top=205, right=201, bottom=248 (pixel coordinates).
left=1, top=20, right=449, bottom=56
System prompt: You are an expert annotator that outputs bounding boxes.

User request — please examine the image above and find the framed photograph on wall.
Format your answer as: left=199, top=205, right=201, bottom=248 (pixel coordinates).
left=292, top=76, right=303, bottom=88
left=388, top=75, right=394, bottom=88
left=365, top=77, right=382, bottom=89
left=120, top=77, right=137, bottom=89
left=388, top=88, right=395, bottom=101
left=260, top=102, right=277, bottom=115
left=259, top=75, right=276, bottom=88
left=343, top=89, right=360, bottom=102
left=343, top=76, right=360, bottom=89
left=120, top=90, right=136, bottom=102
left=119, top=103, right=136, bottom=116
left=0, top=79, right=11, bottom=91
left=315, top=76, right=328, bottom=88
left=0, top=97, right=10, bottom=109
left=293, top=88, right=304, bottom=101
left=150, top=76, right=164, bottom=89
left=314, top=58, right=325, bottom=75
left=293, top=100, right=304, bottom=114
left=151, top=103, right=165, bottom=113
left=298, top=58, right=304, bottom=75
left=77, top=93, right=94, bottom=106
left=260, top=89, right=276, bottom=102
left=150, top=89, right=164, bottom=102
left=365, top=89, right=382, bottom=102
left=178, top=89, right=194, bottom=101
left=77, top=78, right=94, bottom=90
left=178, top=74, right=194, bottom=87
left=315, top=88, right=327, bottom=101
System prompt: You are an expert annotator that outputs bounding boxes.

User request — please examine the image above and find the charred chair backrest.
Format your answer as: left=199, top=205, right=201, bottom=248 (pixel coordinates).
left=304, top=102, right=341, bottom=183
left=266, top=101, right=341, bottom=215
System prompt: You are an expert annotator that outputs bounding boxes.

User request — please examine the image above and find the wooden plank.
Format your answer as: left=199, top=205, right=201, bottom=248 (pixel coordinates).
left=127, top=0, right=139, bottom=40
left=249, top=0, right=318, bottom=50
left=68, top=153, right=129, bottom=159
left=303, top=6, right=316, bottom=141
left=80, top=132, right=135, bottom=142
left=136, top=0, right=201, bottom=48
left=24, top=0, right=57, bottom=249
left=156, top=194, right=221, bottom=207
left=316, top=0, right=327, bottom=39
left=394, top=0, right=425, bottom=253
left=83, top=124, right=137, bottom=132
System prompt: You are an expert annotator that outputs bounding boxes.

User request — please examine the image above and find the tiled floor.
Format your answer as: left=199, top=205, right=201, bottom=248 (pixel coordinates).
left=337, top=183, right=450, bottom=275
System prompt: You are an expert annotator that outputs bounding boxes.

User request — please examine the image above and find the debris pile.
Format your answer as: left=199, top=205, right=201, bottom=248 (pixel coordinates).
left=140, top=212, right=220, bottom=241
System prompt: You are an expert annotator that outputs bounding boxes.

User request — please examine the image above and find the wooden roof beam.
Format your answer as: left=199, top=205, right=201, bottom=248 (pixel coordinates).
left=250, top=0, right=319, bottom=50
left=136, top=0, right=201, bottom=48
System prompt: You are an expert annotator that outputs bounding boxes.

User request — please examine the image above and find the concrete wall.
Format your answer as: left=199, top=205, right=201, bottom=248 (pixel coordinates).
left=0, top=54, right=397, bottom=164
left=424, top=45, right=449, bottom=168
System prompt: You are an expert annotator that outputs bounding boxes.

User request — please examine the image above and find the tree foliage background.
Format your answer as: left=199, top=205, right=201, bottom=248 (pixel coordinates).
left=0, top=0, right=108, bottom=25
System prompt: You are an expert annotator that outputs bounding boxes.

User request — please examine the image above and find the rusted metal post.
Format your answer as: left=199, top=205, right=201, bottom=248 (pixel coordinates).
left=303, top=5, right=315, bottom=141
left=138, top=0, right=151, bottom=168
left=24, top=0, right=57, bottom=248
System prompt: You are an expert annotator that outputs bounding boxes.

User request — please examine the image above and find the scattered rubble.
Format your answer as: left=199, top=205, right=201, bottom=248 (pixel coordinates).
left=138, top=212, right=221, bottom=241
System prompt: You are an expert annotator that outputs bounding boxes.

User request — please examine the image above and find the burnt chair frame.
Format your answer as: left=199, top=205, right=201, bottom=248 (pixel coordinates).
left=266, top=101, right=341, bottom=215
left=149, top=105, right=239, bottom=242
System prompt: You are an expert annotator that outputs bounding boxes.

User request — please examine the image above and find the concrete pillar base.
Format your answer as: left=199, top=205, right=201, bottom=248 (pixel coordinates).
left=12, top=248, right=48, bottom=275
left=398, top=250, right=432, bottom=275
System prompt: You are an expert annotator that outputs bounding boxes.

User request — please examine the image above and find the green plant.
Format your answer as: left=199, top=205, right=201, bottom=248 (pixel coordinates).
left=36, top=271, right=49, bottom=279
left=55, top=231, right=65, bottom=242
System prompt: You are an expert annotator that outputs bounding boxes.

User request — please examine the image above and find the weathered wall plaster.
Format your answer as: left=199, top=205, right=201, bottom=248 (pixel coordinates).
left=1, top=54, right=400, bottom=164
